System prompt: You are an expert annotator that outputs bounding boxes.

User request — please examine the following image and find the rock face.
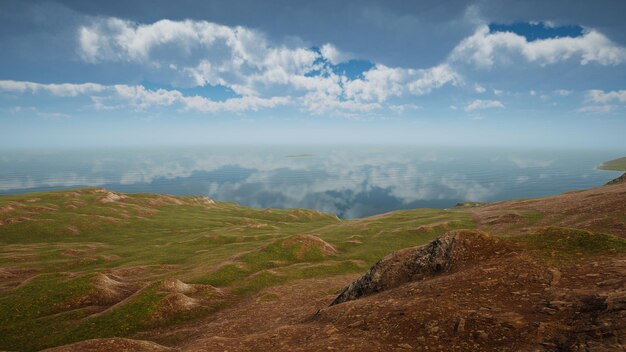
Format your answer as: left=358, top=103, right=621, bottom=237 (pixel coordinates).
left=331, top=230, right=505, bottom=305
left=606, top=172, right=626, bottom=185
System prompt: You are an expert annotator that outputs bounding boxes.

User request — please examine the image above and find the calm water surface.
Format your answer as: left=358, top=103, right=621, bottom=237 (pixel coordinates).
left=0, top=146, right=622, bottom=218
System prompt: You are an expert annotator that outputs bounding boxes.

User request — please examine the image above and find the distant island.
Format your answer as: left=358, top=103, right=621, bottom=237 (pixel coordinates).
left=599, top=157, right=626, bottom=171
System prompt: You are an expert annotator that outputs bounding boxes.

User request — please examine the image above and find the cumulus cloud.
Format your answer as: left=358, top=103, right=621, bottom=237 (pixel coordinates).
left=73, top=17, right=462, bottom=115
left=578, top=89, right=625, bottom=114
left=320, top=43, right=352, bottom=65
left=344, top=63, right=460, bottom=103
left=585, top=89, right=626, bottom=103
left=78, top=17, right=370, bottom=108
left=9, top=16, right=623, bottom=118
left=450, top=26, right=626, bottom=68
left=78, top=18, right=321, bottom=94
left=464, top=99, right=504, bottom=112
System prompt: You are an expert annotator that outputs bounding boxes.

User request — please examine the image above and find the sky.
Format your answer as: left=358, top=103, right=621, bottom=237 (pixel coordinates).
left=1, top=0, right=625, bottom=149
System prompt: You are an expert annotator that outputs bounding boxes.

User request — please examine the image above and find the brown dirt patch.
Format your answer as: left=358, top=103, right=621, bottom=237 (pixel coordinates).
left=98, top=191, right=128, bottom=204
left=0, top=267, right=40, bottom=291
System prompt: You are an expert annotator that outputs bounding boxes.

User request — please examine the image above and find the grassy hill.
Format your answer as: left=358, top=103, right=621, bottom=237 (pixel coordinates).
left=1, top=184, right=625, bottom=351
left=598, top=156, right=626, bottom=171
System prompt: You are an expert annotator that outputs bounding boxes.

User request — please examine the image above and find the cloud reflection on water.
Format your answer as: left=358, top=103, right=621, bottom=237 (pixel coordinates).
left=0, top=147, right=619, bottom=218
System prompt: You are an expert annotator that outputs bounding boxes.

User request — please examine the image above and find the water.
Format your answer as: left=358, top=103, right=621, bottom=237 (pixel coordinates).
left=0, top=146, right=622, bottom=218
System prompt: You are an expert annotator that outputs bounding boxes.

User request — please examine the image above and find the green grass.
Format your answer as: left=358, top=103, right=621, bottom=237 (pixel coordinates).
left=0, top=188, right=344, bottom=351
left=598, top=156, right=626, bottom=171
left=511, top=226, right=626, bottom=263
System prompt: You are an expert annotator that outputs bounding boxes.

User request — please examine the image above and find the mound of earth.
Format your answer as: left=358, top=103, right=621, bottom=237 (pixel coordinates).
left=96, top=190, right=128, bottom=204
left=55, top=273, right=141, bottom=314
left=331, top=230, right=508, bottom=305
left=90, top=273, right=132, bottom=302
left=152, top=279, right=224, bottom=321
left=281, top=234, right=338, bottom=258
left=41, top=337, right=173, bottom=352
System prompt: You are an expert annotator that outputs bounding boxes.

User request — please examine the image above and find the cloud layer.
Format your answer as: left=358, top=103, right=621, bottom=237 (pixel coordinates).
left=1, top=12, right=625, bottom=119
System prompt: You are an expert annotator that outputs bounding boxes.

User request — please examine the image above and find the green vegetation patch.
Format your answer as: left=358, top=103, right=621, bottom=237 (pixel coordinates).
left=0, top=188, right=478, bottom=351
left=598, top=156, right=626, bottom=171
left=512, top=226, right=626, bottom=262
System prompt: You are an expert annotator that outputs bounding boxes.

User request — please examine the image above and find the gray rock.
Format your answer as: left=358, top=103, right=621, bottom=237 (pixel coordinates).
left=330, top=230, right=502, bottom=305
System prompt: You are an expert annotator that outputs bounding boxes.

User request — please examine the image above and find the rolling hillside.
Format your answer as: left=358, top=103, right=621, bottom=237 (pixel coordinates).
left=1, top=175, right=625, bottom=351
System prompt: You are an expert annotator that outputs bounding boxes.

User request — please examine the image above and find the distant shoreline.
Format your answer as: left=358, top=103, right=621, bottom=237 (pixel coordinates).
left=598, top=157, right=626, bottom=171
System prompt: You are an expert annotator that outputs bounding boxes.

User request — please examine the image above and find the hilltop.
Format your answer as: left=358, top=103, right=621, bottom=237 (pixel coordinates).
left=1, top=174, right=625, bottom=351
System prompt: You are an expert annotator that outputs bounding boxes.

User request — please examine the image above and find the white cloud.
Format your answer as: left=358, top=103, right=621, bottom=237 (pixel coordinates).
left=585, top=89, right=626, bottom=103
left=112, top=84, right=291, bottom=112
left=474, top=83, right=486, bottom=93
left=389, top=104, right=421, bottom=114
left=579, top=89, right=626, bottom=113
left=78, top=18, right=321, bottom=93
left=0, top=80, right=105, bottom=97
left=450, top=26, right=626, bottom=68
left=464, top=99, right=504, bottom=112
left=181, top=95, right=291, bottom=113
left=407, top=64, right=461, bottom=95
left=300, top=91, right=380, bottom=115
left=577, top=104, right=615, bottom=113
left=114, top=85, right=183, bottom=108
left=344, top=63, right=460, bottom=102
left=554, top=89, right=572, bottom=96
left=320, top=43, right=352, bottom=65
left=74, top=17, right=459, bottom=116
left=343, top=65, right=406, bottom=102
left=0, top=80, right=290, bottom=113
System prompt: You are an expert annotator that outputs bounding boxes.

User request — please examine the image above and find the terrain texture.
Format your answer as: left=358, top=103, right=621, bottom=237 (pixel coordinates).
left=1, top=174, right=626, bottom=351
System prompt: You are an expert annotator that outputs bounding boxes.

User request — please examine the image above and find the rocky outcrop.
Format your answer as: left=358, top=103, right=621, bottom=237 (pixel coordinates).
left=606, top=172, right=626, bottom=185
left=331, top=230, right=506, bottom=305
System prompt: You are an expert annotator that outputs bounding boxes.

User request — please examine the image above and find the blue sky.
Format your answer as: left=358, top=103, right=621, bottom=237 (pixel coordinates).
left=1, top=0, right=625, bottom=149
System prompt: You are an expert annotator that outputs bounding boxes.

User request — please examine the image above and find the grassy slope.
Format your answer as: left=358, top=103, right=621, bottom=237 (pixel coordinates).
left=0, top=189, right=473, bottom=351
left=1, top=188, right=624, bottom=351
left=598, top=156, right=626, bottom=171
